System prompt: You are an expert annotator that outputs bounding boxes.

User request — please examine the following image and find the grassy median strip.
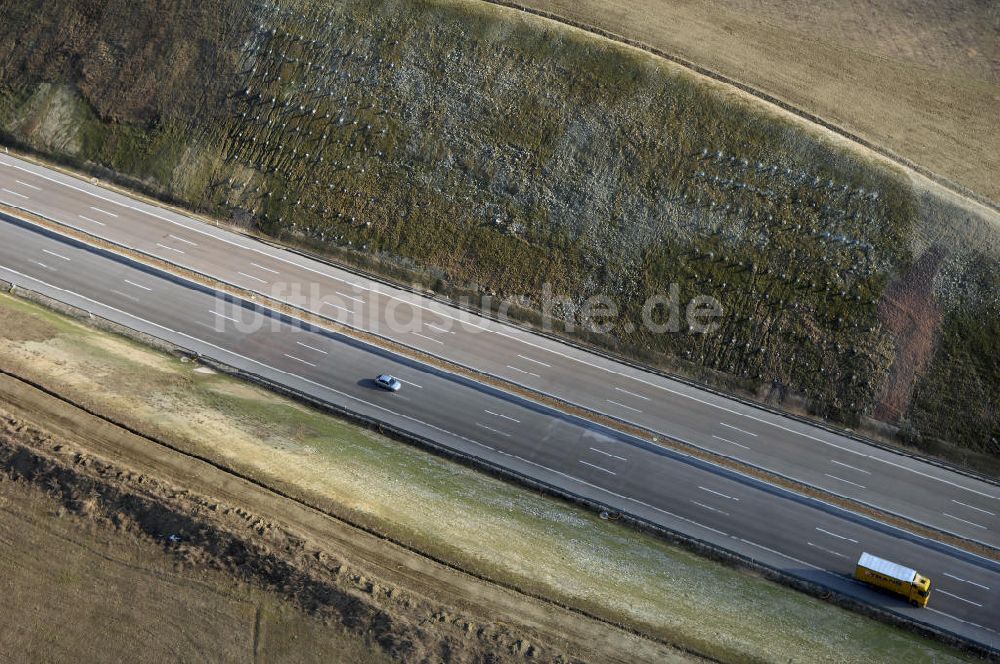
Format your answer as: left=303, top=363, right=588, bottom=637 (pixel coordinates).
left=0, top=289, right=981, bottom=663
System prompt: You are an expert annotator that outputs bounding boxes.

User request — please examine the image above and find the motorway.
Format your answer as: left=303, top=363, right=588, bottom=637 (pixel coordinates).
left=0, top=157, right=998, bottom=646
left=0, top=154, right=996, bottom=549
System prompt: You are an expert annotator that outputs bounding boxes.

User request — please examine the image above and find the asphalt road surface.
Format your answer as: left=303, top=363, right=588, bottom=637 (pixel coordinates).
left=0, top=214, right=998, bottom=646
left=0, top=154, right=996, bottom=551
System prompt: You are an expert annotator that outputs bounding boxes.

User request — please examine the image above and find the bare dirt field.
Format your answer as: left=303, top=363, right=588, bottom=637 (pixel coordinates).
left=510, top=0, right=1000, bottom=203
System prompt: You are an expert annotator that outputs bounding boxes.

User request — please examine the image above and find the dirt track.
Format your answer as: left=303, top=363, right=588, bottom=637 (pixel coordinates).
left=0, top=371, right=694, bottom=663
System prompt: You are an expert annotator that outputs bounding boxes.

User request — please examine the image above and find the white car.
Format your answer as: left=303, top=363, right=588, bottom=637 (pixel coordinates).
left=375, top=374, right=402, bottom=392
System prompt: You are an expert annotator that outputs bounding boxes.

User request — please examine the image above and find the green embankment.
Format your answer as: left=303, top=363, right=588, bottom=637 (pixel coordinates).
left=0, top=0, right=996, bottom=462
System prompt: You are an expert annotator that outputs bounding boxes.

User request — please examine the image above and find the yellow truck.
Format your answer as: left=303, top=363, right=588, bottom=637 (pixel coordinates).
left=854, top=552, right=932, bottom=607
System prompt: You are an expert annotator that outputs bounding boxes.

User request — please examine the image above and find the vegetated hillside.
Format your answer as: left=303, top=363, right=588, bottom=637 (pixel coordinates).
left=0, top=0, right=996, bottom=466
left=509, top=0, right=1000, bottom=205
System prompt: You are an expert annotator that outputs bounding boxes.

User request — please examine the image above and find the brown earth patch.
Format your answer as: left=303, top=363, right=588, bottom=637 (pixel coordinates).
left=875, top=246, right=947, bottom=423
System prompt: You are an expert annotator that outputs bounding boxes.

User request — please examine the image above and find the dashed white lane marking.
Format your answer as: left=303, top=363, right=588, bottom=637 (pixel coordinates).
left=942, top=513, right=988, bottom=530
left=168, top=234, right=198, bottom=246
left=579, top=459, right=616, bottom=475
left=425, top=322, right=453, bottom=334
left=517, top=354, right=551, bottom=368
left=614, top=386, right=650, bottom=401
left=736, top=407, right=1000, bottom=500
left=815, top=527, right=859, bottom=544
left=283, top=353, right=317, bottom=368
left=607, top=399, right=642, bottom=413
left=296, top=341, right=328, bottom=355
left=335, top=290, right=365, bottom=303
left=830, top=459, right=872, bottom=475
left=806, top=541, right=848, bottom=559
left=397, top=378, right=423, bottom=389
left=926, top=608, right=997, bottom=635
left=506, top=364, right=540, bottom=378
left=412, top=331, right=444, bottom=345
left=485, top=410, right=521, bottom=423
left=15, top=180, right=41, bottom=191
left=42, top=249, right=71, bottom=261
left=698, top=486, right=739, bottom=501
left=735, top=538, right=826, bottom=572
left=78, top=214, right=106, bottom=226
left=824, top=473, right=866, bottom=489
left=936, top=590, right=983, bottom=607
left=1, top=188, right=28, bottom=199
left=712, top=435, right=750, bottom=450
left=32, top=261, right=50, bottom=270
left=952, top=500, right=995, bottom=516
left=250, top=262, right=280, bottom=274
left=90, top=206, right=118, bottom=217
left=209, top=310, right=240, bottom=323
left=589, top=447, right=627, bottom=462
left=123, top=279, right=152, bottom=291
left=325, top=302, right=353, bottom=314
left=237, top=271, right=267, bottom=284
left=691, top=500, right=729, bottom=516
left=155, top=242, right=185, bottom=254
left=943, top=573, right=991, bottom=591
left=720, top=422, right=758, bottom=437
left=476, top=422, right=511, bottom=438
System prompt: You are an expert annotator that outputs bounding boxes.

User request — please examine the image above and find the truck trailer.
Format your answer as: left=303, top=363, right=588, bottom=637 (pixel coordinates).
left=854, top=552, right=932, bottom=607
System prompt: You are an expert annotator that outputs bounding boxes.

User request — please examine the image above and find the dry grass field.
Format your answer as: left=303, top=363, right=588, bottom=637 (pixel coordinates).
left=512, top=0, right=1000, bottom=204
